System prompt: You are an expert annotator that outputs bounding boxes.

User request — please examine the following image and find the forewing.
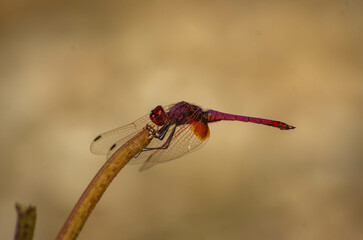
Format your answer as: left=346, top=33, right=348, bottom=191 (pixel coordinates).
left=90, top=114, right=151, bottom=155
left=91, top=104, right=174, bottom=157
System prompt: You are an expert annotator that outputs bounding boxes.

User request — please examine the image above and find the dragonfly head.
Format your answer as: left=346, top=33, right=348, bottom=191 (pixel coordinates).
left=150, top=105, right=167, bottom=126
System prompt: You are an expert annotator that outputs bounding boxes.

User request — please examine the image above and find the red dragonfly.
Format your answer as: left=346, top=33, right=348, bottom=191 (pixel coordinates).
left=91, top=101, right=295, bottom=171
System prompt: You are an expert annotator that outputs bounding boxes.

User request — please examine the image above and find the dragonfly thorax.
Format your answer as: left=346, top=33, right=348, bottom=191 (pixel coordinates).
left=168, top=102, right=204, bottom=125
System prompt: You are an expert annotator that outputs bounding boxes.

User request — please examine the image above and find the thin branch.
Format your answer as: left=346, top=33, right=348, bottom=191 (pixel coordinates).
left=14, top=203, right=36, bottom=240
left=56, top=128, right=153, bottom=240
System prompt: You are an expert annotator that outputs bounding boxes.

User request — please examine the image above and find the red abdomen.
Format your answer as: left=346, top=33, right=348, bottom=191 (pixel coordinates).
left=205, top=110, right=295, bottom=130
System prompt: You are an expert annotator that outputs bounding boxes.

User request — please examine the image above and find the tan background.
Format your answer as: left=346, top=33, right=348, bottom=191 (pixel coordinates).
left=1, top=1, right=362, bottom=239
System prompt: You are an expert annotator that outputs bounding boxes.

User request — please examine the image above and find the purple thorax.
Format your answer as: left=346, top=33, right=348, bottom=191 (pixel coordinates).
left=169, top=101, right=203, bottom=124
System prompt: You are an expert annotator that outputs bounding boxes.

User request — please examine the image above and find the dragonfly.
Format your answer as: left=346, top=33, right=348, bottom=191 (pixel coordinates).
left=91, top=101, right=295, bottom=171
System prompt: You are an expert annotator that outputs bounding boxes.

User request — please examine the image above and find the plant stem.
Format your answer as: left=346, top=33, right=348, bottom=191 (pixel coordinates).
left=56, top=128, right=152, bottom=240
left=14, top=203, right=36, bottom=240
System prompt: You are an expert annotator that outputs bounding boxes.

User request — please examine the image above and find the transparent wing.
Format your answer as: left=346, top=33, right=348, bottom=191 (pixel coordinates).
left=106, top=124, right=173, bottom=163
left=91, top=103, right=209, bottom=171
left=139, top=120, right=210, bottom=171
left=91, top=104, right=173, bottom=156
left=108, top=117, right=188, bottom=164
left=90, top=114, right=152, bottom=155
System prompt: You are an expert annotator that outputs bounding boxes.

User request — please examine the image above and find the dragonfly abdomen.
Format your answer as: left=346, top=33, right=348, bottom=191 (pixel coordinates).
left=205, top=110, right=295, bottom=130
left=205, top=110, right=244, bottom=122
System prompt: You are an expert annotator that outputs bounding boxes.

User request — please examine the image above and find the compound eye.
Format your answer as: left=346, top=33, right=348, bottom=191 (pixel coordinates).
left=153, top=106, right=164, bottom=115
left=150, top=105, right=166, bottom=126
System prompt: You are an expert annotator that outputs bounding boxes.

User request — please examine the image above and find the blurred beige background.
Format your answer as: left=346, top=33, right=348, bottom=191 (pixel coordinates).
left=1, top=0, right=362, bottom=239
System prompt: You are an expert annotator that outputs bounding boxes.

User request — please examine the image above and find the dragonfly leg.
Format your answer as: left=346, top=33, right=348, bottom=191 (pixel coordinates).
left=138, top=124, right=176, bottom=153
left=154, top=124, right=176, bottom=150
left=153, top=122, right=172, bottom=140
left=144, top=122, right=171, bottom=141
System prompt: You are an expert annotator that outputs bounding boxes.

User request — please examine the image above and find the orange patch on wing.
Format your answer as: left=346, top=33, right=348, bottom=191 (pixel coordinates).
left=190, top=120, right=210, bottom=140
